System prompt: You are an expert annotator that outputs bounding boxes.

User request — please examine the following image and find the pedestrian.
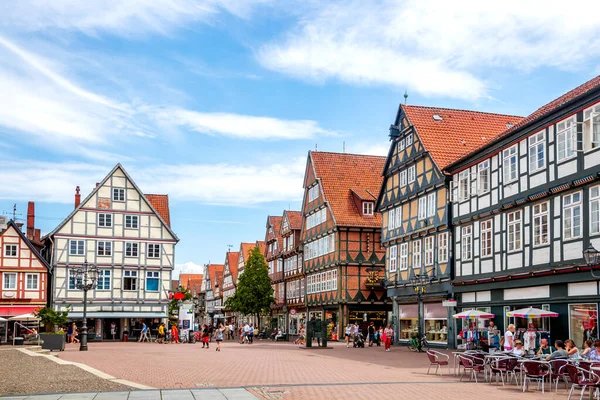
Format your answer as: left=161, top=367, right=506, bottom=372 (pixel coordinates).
left=202, top=325, right=210, bottom=348
left=503, top=324, right=515, bottom=351
left=368, top=322, right=375, bottom=347
left=345, top=324, right=352, bottom=348
left=215, top=323, right=224, bottom=351
left=239, top=324, right=246, bottom=344
left=157, top=322, right=165, bottom=344
left=352, top=321, right=360, bottom=347
left=377, top=326, right=383, bottom=346
left=72, top=323, right=80, bottom=344
left=110, top=321, right=116, bottom=340
left=138, top=322, right=149, bottom=342
left=171, top=324, right=180, bottom=344
left=384, top=324, right=393, bottom=352
left=67, top=323, right=74, bottom=343
left=247, top=324, right=254, bottom=344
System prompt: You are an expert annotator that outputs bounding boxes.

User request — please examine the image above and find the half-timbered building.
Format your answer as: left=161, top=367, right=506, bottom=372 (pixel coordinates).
left=280, top=210, right=305, bottom=337
left=377, top=105, right=522, bottom=346
left=45, top=164, right=178, bottom=341
left=222, top=251, right=239, bottom=324
left=203, top=263, right=224, bottom=325
left=447, top=75, right=600, bottom=347
left=265, top=216, right=284, bottom=329
left=301, top=151, right=388, bottom=339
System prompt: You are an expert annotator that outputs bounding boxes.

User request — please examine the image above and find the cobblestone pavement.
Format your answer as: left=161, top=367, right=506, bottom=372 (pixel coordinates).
left=54, top=340, right=570, bottom=399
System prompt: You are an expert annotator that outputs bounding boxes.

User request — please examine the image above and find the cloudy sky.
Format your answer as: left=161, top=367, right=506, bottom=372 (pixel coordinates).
left=1, top=0, right=600, bottom=277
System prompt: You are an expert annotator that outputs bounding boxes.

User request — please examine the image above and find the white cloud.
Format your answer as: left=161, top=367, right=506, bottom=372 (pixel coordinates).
left=174, top=261, right=205, bottom=279
left=0, top=0, right=270, bottom=37
left=258, top=0, right=600, bottom=100
left=150, top=107, right=336, bottom=140
left=0, top=159, right=306, bottom=206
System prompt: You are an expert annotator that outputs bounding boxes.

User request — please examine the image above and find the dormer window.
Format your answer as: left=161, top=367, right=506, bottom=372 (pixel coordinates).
left=363, top=202, right=374, bottom=216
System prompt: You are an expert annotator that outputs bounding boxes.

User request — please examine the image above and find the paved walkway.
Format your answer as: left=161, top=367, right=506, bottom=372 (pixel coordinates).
left=1, top=388, right=258, bottom=400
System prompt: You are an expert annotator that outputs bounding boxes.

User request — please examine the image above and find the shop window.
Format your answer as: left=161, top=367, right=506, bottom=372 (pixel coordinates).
left=569, top=304, right=598, bottom=348
left=424, top=303, right=448, bottom=344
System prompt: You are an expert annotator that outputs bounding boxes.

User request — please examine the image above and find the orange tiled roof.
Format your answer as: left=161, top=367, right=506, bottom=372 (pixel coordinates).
left=267, top=216, right=283, bottom=248
left=285, top=211, right=303, bottom=230
left=310, top=151, right=385, bottom=228
left=171, top=279, right=179, bottom=291
left=145, top=194, right=171, bottom=227
left=179, top=273, right=203, bottom=288
left=240, top=242, right=256, bottom=261
left=207, top=264, right=224, bottom=288
left=226, top=251, right=240, bottom=279
left=403, top=105, right=523, bottom=169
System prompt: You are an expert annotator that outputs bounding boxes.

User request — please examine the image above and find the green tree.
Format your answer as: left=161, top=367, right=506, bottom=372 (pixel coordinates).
left=169, top=286, right=193, bottom=316
left=225, top=246, right=274, bottom=329
left=34, top=306, right=70, bottom=332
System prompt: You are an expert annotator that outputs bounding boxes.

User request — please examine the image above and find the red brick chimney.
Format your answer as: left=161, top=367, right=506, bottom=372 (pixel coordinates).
left=75, top=186, right=81, bottom=209
left=26, top=201, right=35, bottom=240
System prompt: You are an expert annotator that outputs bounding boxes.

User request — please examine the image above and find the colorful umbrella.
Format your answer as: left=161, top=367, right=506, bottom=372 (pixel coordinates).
left=452, top=310, right=495, bottom=319
left=506, top=307, right=558, bottom=318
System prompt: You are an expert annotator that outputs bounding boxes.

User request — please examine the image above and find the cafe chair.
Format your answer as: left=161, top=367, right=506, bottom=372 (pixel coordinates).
left=426, top=350, right=450, bottom=376
left=521, top=360, right=550, bottom=394
left=565, top=363, right=600, bottom=400
left=458, top=354, right=485, bottom=383
left=549, top=359, right=570, bottom=392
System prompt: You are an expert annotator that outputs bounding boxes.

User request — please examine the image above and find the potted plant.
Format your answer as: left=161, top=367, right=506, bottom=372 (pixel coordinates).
left=34, top=307, right=70, bottom=351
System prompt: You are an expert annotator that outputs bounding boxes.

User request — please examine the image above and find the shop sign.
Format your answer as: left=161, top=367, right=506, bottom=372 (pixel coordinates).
left=326, top=312, right=333, bottom=319
left=442, top=300, right=457, bottom=307
left=290, top=308, right=297, bottom=315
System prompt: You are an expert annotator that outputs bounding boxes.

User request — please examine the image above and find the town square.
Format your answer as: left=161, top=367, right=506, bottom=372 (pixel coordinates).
left=3, top=1, right=600, bottom=399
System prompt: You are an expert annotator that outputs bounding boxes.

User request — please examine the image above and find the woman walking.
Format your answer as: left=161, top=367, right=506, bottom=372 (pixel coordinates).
left=202, top=325, right=210, bottom=349
left=170, top=324, right=180, bottom=344
left=345, top=324, right=352, bottom=348
left=384, top=324, right=393, bottom=352
left=215, top=323, right=224, bottom=351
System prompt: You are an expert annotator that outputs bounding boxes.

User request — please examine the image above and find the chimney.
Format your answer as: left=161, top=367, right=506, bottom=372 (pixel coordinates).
left=34, top=229, right=41, bottom=244
left=75, top=186, right=81, bottom=209
left=27, top=201, right=35, bottom=240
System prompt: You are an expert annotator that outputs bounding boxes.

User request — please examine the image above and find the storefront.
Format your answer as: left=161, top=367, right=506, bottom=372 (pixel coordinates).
left=288, top=310, right=306, bottom=335
left=66, top=312, right=168, bottom=341
left=397, top=303, right=448, bottom=344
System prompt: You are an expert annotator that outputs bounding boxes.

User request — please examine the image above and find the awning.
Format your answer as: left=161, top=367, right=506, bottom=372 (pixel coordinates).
left=0, top=306, right=40, bottom=317
left=67, top=312, right=168, bottom=319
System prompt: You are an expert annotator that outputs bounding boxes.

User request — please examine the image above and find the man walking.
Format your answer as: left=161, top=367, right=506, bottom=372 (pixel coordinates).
left=139, top=322, right=150, bottom=342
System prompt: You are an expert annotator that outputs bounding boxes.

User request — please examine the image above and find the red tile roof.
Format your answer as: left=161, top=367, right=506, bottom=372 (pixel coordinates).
left=145, top=194, right=171, bottom=227
left=310, top=151, right=385, bottom=228
left=403, top=105, right=523, bottom=169
left=207, top=264, right=224, bottom=289
left=285, top=211, right=303, bottom=230
left=240, top=242, right=256, bottom=261
left=266, top=216, right=283, bottom=251
left=225, top=251, right=240, bottom=279
left=179, top=273, right=203, bottom=288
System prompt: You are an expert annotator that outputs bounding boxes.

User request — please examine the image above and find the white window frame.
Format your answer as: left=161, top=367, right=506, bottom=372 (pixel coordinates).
left=528, top=131, right=546, bottom=173
left=125, top=215, right=139, bottom=229
left=4, top=244, right=17, bottom=258
left=68, top=269, right=82, bottom=290
left=533, top=202, right=549, bottom=246
left=461, top=226, right=472, bottom=260
left=399, top=243, right=408, bottom=270
left=125, top=242, right=139, bottom=257
left=584, top=105, right=600, bottom=150
left=69, top=240, right=85, bottom=256
left=557, top=117, right=576, bottom=161
left=427, top=192, right=436, bottom=217
left=97, top=213, right=113, bottom=227
left=362, top=202, right=374, bottom=216
left=389, top=245, right=397, bottom=272
left=112, top=188, right=125, bottom=202
left=424, top=236, right=434, bottom=266
left=477, top=160, right=490, bottom=194
left=591, top=186, right=600, bottom=235
left=400, top=170, right=407, bottom=187
left=25, top=273, right=39, bottom=290
left=412, top=239, right=422, bottom=269
left=3, top=272, right=16, bottom=290
left=308, top=184, right=319, bottom=202
left=388, top=209, right=395, bottom=230
left=458, top=170, right=470, bottom=201
left=507, top=210, right=522, bottom=251
left=480, top=219, right=493, bottom=258
left=123, top=270, right=138, bottom=291
left=97, top=270, right=111, bottom=290
left=406, top=134, right=413, bottom=146
left=408, top=165, right=416, bottom=184
left=418, top=197, right=427, bottom=220
left=502, top=145, right=518, bottom=183
left=563, top=192, right=582, bottom=240
left=395, top=205, right=402, bottom=228
left=96, top=241, right=112, bottom=256
left=397, top=139, right=405, bottom=152
left=147, top=243, right=161, bottom=259
left=438, top=232, right=448, bottom=263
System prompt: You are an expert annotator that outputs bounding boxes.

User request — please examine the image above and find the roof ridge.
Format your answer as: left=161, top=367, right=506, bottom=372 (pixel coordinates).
left=404, top=104, right=524, bottom=119
left=311, top=151, right=387, bottom=159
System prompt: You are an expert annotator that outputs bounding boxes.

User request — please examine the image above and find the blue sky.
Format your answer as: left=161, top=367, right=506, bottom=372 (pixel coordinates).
left=1, top=1, right=600, bottom=277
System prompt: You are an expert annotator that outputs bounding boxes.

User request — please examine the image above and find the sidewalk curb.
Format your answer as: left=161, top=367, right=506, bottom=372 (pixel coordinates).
left=16, top=348, right=154, bottom=390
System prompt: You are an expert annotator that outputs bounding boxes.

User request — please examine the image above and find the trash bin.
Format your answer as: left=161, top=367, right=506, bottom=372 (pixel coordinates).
left=188, top=330, right=195, bottom=344
left=14, top=337, right=24, bottom=346
left=122, top=331, right=128, bottom=342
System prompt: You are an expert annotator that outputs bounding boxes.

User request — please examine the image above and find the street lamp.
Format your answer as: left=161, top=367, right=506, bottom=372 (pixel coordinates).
left=583, top=244, right=600, bottom=278
left=409, top=272, right=433, bottom=352
left=74, top=261, right=99, bottom=351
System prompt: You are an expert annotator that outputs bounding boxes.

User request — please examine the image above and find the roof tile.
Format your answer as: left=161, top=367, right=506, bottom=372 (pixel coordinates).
left=145, top=194, right=171, bottom=227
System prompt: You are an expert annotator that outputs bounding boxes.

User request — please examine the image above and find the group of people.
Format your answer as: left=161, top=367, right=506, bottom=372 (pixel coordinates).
left=344, top=321, right=395, bottom=351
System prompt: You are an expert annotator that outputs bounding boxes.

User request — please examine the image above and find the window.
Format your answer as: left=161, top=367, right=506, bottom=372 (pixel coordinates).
left=362, top=202, right=374, bottom=216
left=97, top=270, right=111, bottom=290
left=461, top=226, right=472, bottom=260
left=477, top=160, right=490, bottom=194
left=397, top=139, right=405, bottom=152
left=123, top=270, right=138, bottom=291
left=306, top=208, right=327, bottom=230
left=308, top=184, right=319, bottom=202
left=97, top=241, right=112, bottom=256
left=533, top=202, right=549, bottom=246
left=395, top=205, right=402, bottom=227
left=480, top=220, right=493, bottom=257
left=591, top=186, right=600, bottom=235
left=389, top=245, right=397, bottom=272
left=69, top=240, right=84, bottom=255
left=427, top=193, right=436, bottom=217
left=584, top=105, right=600, bottom=150
left=503, top=145, right=518, bottom=183
left=438, top=232, right=448, bottom=263
left=304, top=234, right=335, bottom=260
left=146, top=271, right=160, bottom=291
left=125, top=242, right=139, bottom=257
left=413, top=240, right=421, bottom=269
left=563, top=192, right=582, bottom=239
left=399, top=243, right=408, bottom=270
left=458, top=170, right=469, bottom=201
left=68, top=269, right=82, bottom=290
left=125, top=215, right=139, bottom=229
left=4, top=244, right=17, bottom=257
left=388, top=209, right=395, bottom=230
left=147, top=244, right=161, bottom=258
left=3, top=273, right=16, bottom=290
left=268, top=261, right=274, bottom=275
left=528, top=132, right=545, bottom=172
left=25, top=273, right=39, bottom=290
left=424, top=236, right=434, bottom=266
left=306, top=270, right=337, bottom=294
left=418, top=197, right=427, bottom=220
left=400, top=170, right=407, bottom=187
left=98, top=213, right=113, bottom=227
left=112, top=188, right=125, bottom=201
left=507, top=210, right=522, bottom=251
left=406, top=134, right=413, bottom=146
left=408, top=165, right=416, bottom=183
left=557, top=117, right=576, bottom=161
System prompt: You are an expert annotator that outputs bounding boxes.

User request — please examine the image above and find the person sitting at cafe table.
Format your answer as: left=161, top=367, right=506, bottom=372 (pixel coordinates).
left=546, top=340, right=568, bottom=361
left=513, top=340, right=524, bottom=356
left=586, top=340, right=600, bottom=360
left=536, top=338, right=555, bottom=355
left=565, top=339, right=580, bottom=359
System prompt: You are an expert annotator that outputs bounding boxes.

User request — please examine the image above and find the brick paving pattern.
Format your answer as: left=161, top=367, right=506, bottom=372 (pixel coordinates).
left=53, top=340, right=570, bottom=399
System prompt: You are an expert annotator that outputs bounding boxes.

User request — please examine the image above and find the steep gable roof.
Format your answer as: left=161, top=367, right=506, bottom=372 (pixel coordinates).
left=284, top=210, right=302, bottom=231
left=225, top=251, right=240, bottom=279
left=402, top=105, right=523, bottom=169
left=240, top=242, right=256, bottom=261
left=266, top=216, right=283, bottom=248
left=145, top=194, right=171, bottom=227
left=1, top=220, right=50, bottom=270
left=179, top=273, right=203, bottom=287
left=256, top=240, right=266, bottom=255
left=206, top=264, right=224, bottom=290
left=310, top=151, right=385, bottom=228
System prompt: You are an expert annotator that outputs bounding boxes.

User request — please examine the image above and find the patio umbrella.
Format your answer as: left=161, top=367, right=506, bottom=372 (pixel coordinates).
left=0, top=317, right=7, bottom=321
left=452, top=310, right=495, bottom=319
left=506, top=307, right=558, bottom=318
left=8, top=313, right=40, bottom=321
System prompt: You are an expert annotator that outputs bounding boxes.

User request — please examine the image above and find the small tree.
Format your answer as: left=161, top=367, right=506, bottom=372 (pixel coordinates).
left=225, top=246, right=274, bottom=329
left=168, top=286, right=192, bottom=316
left=34, top=306, right=70, bottom=332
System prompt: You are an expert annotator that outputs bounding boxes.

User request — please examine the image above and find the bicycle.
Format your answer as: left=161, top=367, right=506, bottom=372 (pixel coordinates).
left=407, top=334, right=430, bottom=352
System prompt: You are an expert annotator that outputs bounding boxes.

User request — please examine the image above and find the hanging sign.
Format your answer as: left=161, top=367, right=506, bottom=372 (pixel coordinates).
left=443, top=300, right=457, bottom=307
